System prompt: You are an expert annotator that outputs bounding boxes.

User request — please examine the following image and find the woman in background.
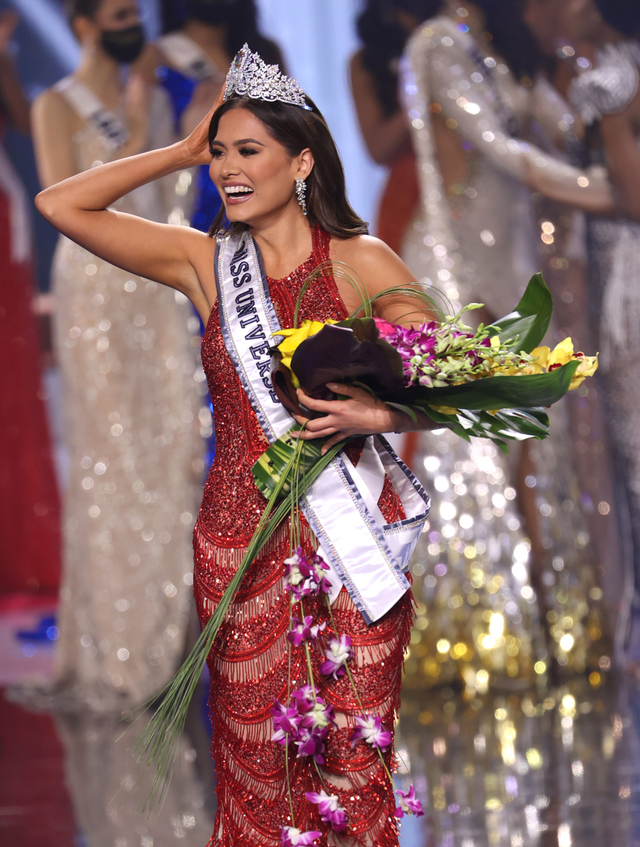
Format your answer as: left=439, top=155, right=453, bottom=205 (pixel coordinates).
left=400, top=0, right=613, bottom=680
left=0, top=8, right=62, bottom=598
left=22, top=0, right=203, bottom=711
left=561, top=0, right=640, bottom=665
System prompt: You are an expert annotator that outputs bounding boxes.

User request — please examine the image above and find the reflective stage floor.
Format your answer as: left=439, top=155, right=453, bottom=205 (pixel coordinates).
left=3, top=673, right=640, bottom=847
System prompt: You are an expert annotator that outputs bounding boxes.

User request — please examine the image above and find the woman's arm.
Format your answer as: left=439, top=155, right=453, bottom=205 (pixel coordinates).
left=34, top=95, right=222, bottom=320
left=405, top=22, right=614, bottom=214
left=0, top=12, right=30, bottom=134
left=349, top=51, right=411, bottom=165
left=294, top=235, right=439, bottom=450
left=599, top=92, right=640, bottom=222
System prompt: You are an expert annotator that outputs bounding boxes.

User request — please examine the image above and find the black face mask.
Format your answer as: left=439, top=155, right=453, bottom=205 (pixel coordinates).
left=188, top=0, right=230, bottom=27
left=100, top=24, right=145, bottom=64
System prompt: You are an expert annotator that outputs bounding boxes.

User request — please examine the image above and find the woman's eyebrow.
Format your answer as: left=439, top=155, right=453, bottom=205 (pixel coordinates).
left=233, top=138, right=266, bottom=146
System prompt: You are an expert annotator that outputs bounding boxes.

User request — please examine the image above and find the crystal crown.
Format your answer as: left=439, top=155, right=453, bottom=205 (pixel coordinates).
left=224, top=44, right=309, bottom=109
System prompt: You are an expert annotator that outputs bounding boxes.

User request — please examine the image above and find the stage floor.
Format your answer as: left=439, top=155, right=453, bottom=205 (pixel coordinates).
left=2, top=605, right=639, bottom=846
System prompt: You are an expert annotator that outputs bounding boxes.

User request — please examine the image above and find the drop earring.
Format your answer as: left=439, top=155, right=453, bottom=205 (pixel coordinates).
left=295, top=177, right=307, bottom=216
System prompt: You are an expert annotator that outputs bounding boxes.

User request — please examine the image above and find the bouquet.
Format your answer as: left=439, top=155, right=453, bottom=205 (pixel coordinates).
left=254, top=272, right=597, bottom=499
left=132, top=269, right=596, bottom=836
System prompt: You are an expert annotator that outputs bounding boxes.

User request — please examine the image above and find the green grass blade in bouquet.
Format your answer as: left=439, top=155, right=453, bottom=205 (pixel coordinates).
left=131, top=434, right=343, bottom=813
left=252, top=424, right=325, bottom=500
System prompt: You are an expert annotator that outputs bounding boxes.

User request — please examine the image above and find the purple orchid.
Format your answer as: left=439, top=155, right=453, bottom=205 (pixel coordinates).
left=288, top=615, right=313, bottom=646
left=299, top=696, right=336, bottom=731
left=290, top=685, right=317, bottom=712
left=280, top=826, right=322, bottom=846
left=270, top=698, right=301, bottom=745
left=295, top=724, right=330, bottom=763
left=284, top=547, right=308, bottom=592
left=320, top=634, right=353, bottom=680
left=394, top=785, right=424, bottom=818
left=305, top=790, right=349, bottom=832
left=350, top=714, right=392, bottom=751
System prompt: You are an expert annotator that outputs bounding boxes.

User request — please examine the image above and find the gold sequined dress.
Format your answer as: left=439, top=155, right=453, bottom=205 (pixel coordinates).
left=194, top=226, right=413, bottom=847
left=45, top=84, right=203, bottom=711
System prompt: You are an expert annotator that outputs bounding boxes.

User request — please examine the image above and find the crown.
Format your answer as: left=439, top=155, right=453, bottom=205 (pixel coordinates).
left=224, top=44, right=310, bottom=109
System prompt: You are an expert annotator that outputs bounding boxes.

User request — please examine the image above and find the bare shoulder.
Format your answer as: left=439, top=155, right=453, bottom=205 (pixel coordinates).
left=330, top=234, right=415, bottom=293
left=32, top=87, right=75, bottom=124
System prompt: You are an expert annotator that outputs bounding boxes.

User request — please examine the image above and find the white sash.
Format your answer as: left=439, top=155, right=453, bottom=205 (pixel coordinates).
left=55, top=77, right=129, bottom=151
left=215, top=232, right=430, bottom=623
left=157, top=32, right=223, bottom=83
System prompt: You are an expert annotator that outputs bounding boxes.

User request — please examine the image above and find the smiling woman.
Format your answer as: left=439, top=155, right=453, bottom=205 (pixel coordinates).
left=33, top=42, right=438, bottom=847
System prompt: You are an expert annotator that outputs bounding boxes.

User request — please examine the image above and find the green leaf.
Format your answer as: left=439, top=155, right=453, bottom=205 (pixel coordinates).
left=385, top=401, right=418, bottom=423
left=382, top=359, right=580, bottom=412
left=491, top=272, right=553, bottom=353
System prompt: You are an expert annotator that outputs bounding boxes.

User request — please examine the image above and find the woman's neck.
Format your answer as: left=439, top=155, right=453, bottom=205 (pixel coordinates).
left=75, top=48, right=122, bottom=107
left=250, top=210, right=314, bottom=280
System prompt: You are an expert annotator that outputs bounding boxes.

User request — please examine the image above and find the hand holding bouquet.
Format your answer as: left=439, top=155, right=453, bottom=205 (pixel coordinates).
left=271, top=272, right=597, bottom=448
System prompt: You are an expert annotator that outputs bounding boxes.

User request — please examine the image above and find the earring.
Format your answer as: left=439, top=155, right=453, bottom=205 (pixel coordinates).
left=295, top=177, right=307, bottom=216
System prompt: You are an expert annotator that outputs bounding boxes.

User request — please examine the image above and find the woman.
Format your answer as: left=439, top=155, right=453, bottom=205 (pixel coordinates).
left=0, top=9, right=62, bottom=597
left=560, top=0, right=640, bottom=664
left=24, top=0, right=203, bottom=711
left=138, top=0, right=284, bottom=233
left=36, top=45, right=438, bottom=846
left=350, top=0, right=437, bottom=254
left=399, top=0, right=615, bottom=677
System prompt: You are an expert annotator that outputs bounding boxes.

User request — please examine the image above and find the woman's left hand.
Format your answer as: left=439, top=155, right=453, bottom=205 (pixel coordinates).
left=293, top=383, right=402, bottom=454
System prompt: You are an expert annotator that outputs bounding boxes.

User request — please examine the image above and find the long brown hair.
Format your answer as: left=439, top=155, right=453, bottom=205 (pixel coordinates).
left=207, top=96, right=369, bottom=239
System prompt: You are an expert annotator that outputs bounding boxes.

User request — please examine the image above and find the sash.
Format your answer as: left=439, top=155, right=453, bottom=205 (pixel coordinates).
left=157, top=33, right=223, bottom=83
left=215, top=231, right=430, bottom=624
left=55, top=77, right=129, bottom=151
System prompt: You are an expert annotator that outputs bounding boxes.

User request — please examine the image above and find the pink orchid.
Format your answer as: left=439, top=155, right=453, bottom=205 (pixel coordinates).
left=394, top=785, right=424, bottom=818
left=284, top=547, right=308, bottom=590
left=373, top=316, right=396, bottom=338
left=288, top=616, right=326, bottom=646
left=320, top=634, right=353, bottom=680
left=270, top=698, right=301, bottom=745
left=299, top=696, right=335, bottom=731
left=350, top=714, right=391, bottom=750
left=288, top=615, right=313, bottom=646
left=309, top=620, right=327, bottom=639
left=280, top=826, right=322, bottom=846
left=305, top=790, right=348, bottom=832
left=290, top=685, right=317, bottom=713
left=295, top=724, right=330, bottom=763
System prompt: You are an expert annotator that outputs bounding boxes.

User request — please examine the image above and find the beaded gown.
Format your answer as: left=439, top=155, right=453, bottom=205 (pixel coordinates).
left=194, top=226, right=413, bottom=847
left=397, top=15, right=611, bottom=685
left=18, top=84, right=205, bottom=712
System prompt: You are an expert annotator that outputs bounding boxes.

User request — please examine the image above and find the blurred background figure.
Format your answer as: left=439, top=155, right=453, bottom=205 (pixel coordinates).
left=351, top=0, right=616, bottom=690
left=520, top=0, right=622, bottom=631
left=0, top=8, right=62, bottom=600
left=561, top=0, right=640, bottom=667
left=13, top=0, right=204, bottom=713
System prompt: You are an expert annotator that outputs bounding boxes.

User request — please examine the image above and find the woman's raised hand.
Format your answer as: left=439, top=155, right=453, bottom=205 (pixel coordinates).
left=182, top=84, right=226, bottom=166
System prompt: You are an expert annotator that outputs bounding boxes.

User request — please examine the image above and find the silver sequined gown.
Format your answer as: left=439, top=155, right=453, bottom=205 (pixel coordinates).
left=398, top=16, right=611, bottom=684
left=578, top=43, right=640, bottom=655
left=48, top=85, right=204, bottom=711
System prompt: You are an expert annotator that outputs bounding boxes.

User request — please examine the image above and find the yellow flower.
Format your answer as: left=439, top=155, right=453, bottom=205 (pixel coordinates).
left=547, top=337, right=575, bottom=369
left=570, top=353, right=598, bottom=390
left=530, top=338, right=598, bottom=389
left=273, top=320, right=336, bottom=384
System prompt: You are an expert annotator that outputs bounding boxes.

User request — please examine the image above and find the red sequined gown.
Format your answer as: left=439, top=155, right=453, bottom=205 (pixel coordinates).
left=194, top=226, right=413, bottom=847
